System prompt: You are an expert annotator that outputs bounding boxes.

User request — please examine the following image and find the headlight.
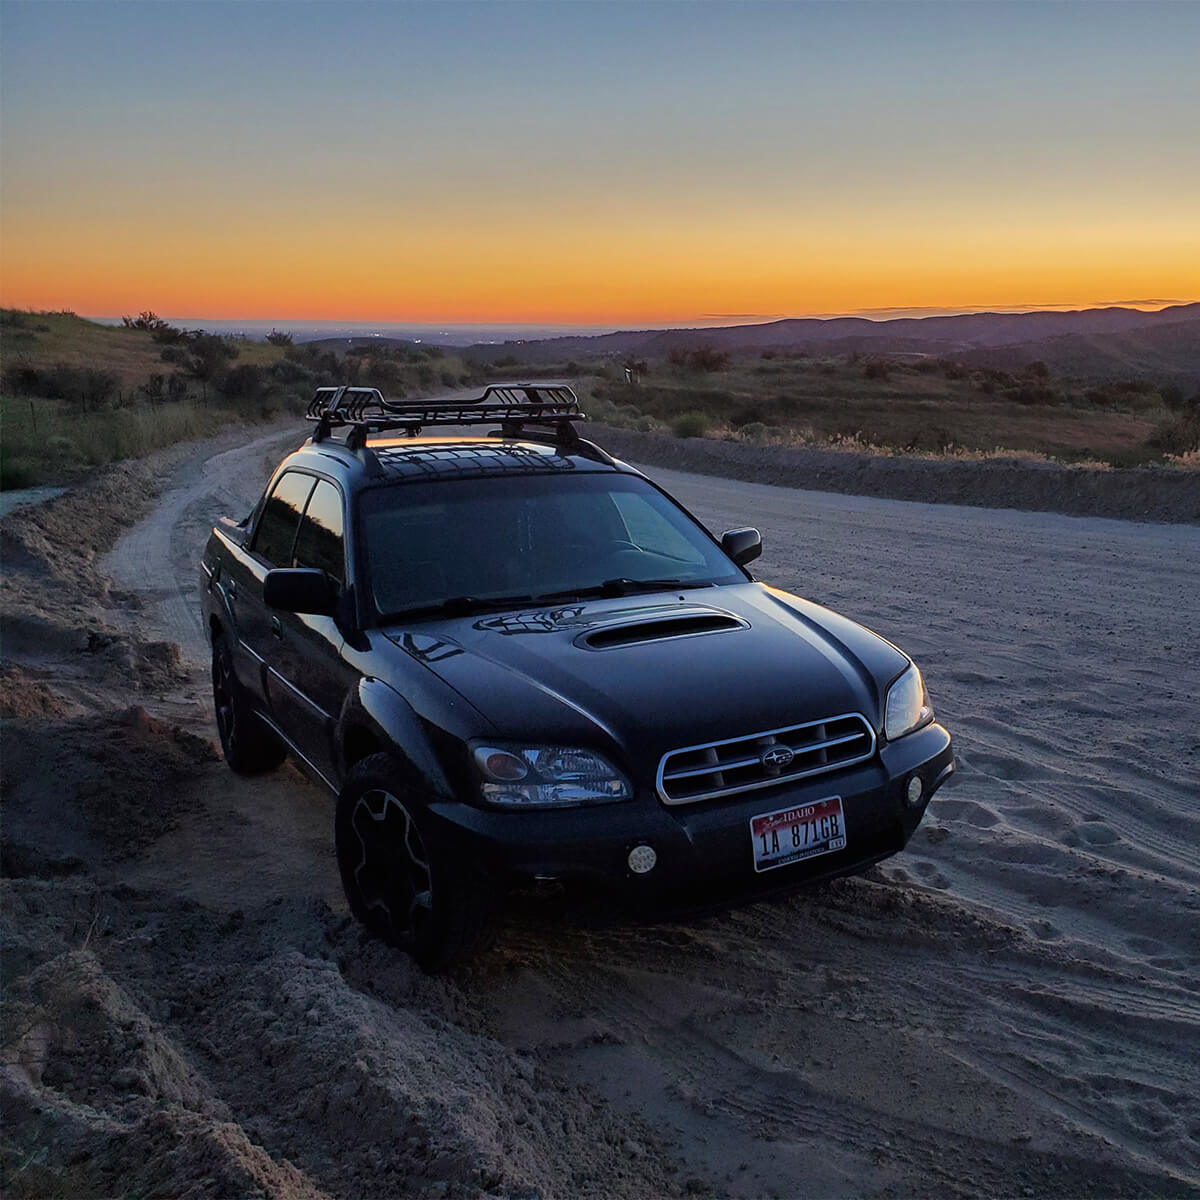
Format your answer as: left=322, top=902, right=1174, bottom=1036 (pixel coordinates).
left=884, top=665, right=933, bottom=741
left=472, top=743, right=632, bottom=808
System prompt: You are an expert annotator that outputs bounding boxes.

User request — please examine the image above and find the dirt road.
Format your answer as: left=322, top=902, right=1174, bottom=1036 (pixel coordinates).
left=2, top=428, right=1198, bottom=1199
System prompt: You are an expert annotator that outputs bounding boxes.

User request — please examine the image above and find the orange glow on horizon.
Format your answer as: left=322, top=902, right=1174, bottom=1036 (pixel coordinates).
left=4, top=225, right=1197, bottom=326
left=4, top=167, right=1197, bottom=324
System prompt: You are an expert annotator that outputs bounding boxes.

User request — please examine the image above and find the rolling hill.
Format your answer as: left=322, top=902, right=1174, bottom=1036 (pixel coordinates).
left=960, top=319, right=1200, bottom=389
left=462, top=303, right=1200, bottom=385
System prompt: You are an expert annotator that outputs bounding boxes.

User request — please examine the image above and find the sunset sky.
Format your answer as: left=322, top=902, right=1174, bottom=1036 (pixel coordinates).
left=2, top=0, right=1197, bottom=326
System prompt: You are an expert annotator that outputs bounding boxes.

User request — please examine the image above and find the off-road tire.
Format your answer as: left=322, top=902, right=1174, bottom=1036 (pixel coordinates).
left=211, top=633, right=286, bottom=774
left=335, top=753, right=495, bottom=972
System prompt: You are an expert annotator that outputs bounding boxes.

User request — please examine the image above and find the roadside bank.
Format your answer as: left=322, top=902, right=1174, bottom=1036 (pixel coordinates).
left=590, top=425, right=1200, bottom=524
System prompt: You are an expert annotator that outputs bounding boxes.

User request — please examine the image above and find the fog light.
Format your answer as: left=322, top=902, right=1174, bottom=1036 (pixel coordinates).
left=906, top=775, right=924, bottom=807
left=627, top=845, right=657, bottom=875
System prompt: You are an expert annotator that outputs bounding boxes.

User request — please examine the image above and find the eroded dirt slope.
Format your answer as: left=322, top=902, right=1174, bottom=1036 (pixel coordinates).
left=2, top=429, right=1198, bottom=1198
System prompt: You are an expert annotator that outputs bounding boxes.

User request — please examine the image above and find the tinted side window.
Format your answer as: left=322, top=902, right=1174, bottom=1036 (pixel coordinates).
left=253, top=472, right=315, bottom=566
left=293, top=479, right=345, bottom=585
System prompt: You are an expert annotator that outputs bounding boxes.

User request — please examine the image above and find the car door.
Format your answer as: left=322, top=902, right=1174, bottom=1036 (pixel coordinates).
left=264, top=477, right=350, bottom=786
left=236, top=470, right=316, bottom=712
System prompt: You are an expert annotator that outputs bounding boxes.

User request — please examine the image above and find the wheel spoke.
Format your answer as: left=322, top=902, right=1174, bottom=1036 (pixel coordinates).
left=212, top=651, right=236, bottom=741
left=350, top=788, right=433, bottom=941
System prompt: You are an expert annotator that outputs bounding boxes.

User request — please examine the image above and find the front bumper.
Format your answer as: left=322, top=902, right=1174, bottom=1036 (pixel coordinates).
left=427, top=722, right=953, bottom=913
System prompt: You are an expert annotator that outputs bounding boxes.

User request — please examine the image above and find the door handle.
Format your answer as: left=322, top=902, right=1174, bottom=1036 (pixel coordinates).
left=226, top=578, right=238, bottom=599
left=270, top=616, right=283, bottom=638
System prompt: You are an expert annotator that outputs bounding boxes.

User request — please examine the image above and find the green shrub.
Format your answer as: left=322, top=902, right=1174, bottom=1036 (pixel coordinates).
left=1150, top=407, right=1200, bottom=455
left=740, top=422, right=767, bottom=442
left=667, top=345, right=730, bottom=372
left=1004, top=385, right=1056, bottom=406
left=671, top=411, right=710, bottom=438
left=0, top=456, right=38, bottom=489
left=2, top=363, right=119, bottom=411
left=906, top=425, right=954, bottom=452
left=222, top=364, right=265, bottom=402
left=582, top=395, right=616, bottom=418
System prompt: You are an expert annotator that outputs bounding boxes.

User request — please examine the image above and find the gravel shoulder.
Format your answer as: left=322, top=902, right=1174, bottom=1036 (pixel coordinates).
left=2, top=427, right=1198, bottom=1199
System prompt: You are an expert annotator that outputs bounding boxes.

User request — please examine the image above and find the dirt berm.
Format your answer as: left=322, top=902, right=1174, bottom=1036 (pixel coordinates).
left=593, top=426, right=1200, bottom=523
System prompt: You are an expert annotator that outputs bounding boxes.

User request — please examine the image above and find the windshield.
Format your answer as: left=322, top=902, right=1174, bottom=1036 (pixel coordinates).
left=359, top=471, right=744, bottom=620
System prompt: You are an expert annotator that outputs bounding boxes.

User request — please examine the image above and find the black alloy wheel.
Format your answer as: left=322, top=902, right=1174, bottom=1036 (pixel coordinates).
left=210, top=634, right=285, bottom=774
left=335, top=754, right=495, bottom=971
left=346, top=786, right=435, bottom=946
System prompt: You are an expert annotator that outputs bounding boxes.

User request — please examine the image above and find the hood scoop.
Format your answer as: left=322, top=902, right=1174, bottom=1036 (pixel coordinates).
left=578, top=610, right=747, bottom=651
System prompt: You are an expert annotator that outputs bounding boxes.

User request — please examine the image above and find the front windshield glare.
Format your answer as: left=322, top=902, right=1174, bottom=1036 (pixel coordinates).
left=360, top=471, right=744, bottom=618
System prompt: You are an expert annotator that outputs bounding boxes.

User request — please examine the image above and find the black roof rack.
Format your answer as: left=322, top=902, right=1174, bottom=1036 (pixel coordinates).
left=307, top=383, right=585, bottom=448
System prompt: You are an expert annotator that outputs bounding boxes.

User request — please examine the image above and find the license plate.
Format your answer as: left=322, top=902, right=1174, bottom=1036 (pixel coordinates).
left=750, top=796, right=847, bottom=873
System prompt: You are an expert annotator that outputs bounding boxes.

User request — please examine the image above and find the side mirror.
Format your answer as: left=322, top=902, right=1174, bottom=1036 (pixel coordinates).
left=263, top=568, right=338, bottom=616
left=721, top=527, right=762, bottom=567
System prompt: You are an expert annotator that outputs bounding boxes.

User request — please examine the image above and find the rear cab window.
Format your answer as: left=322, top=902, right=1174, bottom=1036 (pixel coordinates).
left=252, top=471, right=316, bottom=566
left=293, top=479, right=346, bottom=585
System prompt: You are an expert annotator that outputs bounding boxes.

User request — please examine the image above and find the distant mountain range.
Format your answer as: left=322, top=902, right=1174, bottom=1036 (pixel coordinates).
left=463, top=303, right=1200, bottom=387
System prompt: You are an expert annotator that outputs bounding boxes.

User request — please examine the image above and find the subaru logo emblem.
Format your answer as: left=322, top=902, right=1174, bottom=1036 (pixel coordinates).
left=761, top=745, right=795, bottom=772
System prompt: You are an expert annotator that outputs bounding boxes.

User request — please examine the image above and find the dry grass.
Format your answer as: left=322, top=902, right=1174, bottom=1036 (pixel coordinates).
left=225, top=337, right=288, bottom=368
left=0, top=310, right=286, bottom=389
left=1, top=311, right=175, bottom=390
left=0, top=394, right=236, bottom=487
left=0, top=311, right=299, bottom=488
left=578, top=354, right=1179, bottom=467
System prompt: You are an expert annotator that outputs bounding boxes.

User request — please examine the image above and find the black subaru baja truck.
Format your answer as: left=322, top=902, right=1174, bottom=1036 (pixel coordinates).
left=201, top=384, right=954, bottom=969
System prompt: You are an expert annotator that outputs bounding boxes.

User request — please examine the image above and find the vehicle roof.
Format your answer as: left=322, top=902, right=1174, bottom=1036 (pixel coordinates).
left=287, top=433, right=624, bottom=489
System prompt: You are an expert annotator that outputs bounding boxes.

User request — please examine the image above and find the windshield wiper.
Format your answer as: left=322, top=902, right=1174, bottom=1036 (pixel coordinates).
left=535, top=578, right=715, bottom=603
left=391, top=593, right=536, bottom=620
left=389, top=578, right=717, bottom=620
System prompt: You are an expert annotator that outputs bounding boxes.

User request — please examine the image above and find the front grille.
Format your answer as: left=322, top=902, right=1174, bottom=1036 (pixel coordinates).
left=656, top=713, right=876, bottom=805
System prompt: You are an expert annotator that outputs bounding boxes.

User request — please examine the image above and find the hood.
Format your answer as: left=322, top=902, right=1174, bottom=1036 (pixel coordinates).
left=382, top=583, right=908, bottom=783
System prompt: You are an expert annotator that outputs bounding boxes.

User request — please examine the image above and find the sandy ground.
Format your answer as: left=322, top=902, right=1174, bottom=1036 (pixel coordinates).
left=2, top=424, right=1198, bottom=1199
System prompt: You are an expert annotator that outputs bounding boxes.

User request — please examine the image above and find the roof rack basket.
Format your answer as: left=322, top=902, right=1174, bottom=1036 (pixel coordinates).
left=307, top=383, right=585, bottom=448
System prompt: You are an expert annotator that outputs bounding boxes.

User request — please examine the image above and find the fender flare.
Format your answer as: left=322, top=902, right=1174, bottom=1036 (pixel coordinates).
left=337, top=678, right=455, bottom=800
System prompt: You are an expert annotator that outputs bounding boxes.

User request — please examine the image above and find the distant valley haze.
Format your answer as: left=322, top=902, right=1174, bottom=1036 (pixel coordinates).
left=87, top=299, right=1200, bottom=348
